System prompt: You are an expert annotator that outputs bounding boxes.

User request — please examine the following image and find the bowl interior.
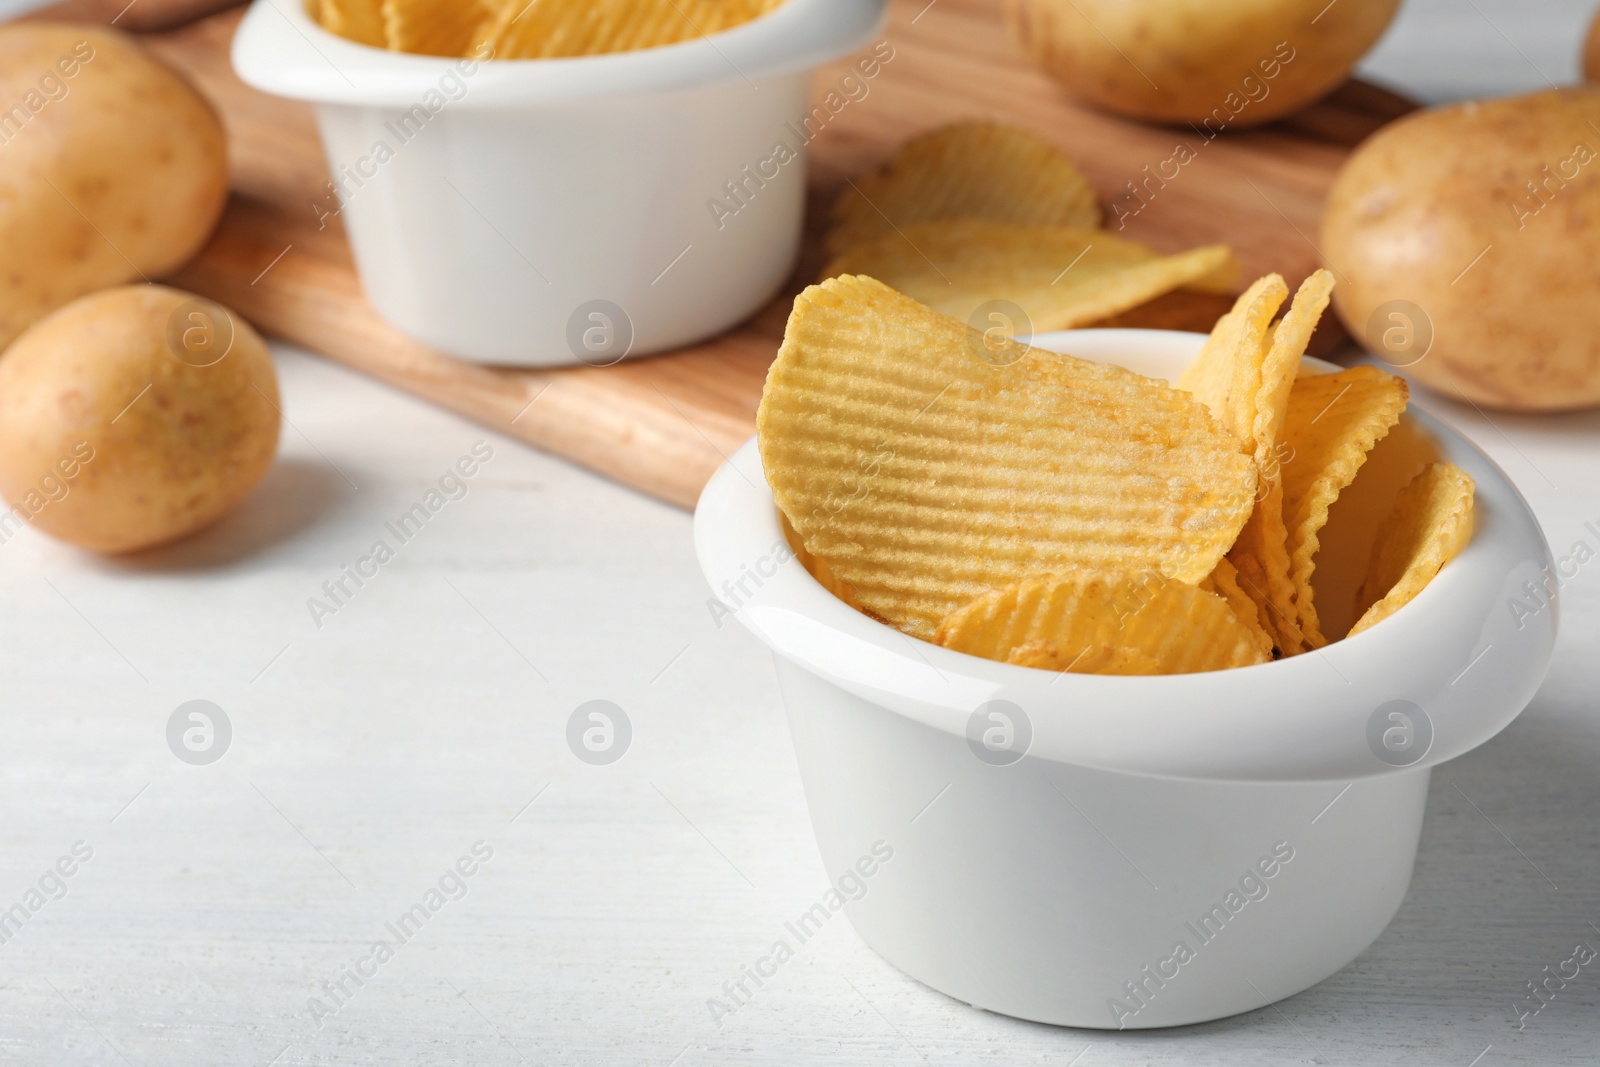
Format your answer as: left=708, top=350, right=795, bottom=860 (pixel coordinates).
left=233, top=0, right=888, bottom=106
left=693, top=329, right=1556, bottom=782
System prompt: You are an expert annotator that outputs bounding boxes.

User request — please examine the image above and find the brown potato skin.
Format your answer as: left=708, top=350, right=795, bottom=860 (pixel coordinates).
left=0, top=24, right=228, bottom=351
left=1322, top=87, right=1600, bottom=411
left=0, top=286, right=280, bottom=553
left=1003, top=0, right=1400, bottom=127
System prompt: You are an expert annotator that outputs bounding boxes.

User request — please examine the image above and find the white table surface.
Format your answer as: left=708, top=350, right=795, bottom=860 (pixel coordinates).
left=5, top=2, right=1600, bottom=1064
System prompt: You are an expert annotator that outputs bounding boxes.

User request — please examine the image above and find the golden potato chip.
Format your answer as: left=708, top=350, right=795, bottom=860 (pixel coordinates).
left=316, top=0, right=386, bottom=47
left=758, top=275, right=1259, bottom=640
left=1348, top=463, right=1475, bottom=636
left=935, top=573, right=1270, bottom=674
left=590, top=0, right=774, bottom=54
left=1007, top=641, right=1160, bottom=675
left=383, top=0, right=495, bottom=55
left=779, top=513, right=863, bottom=611
left=1200, top=557, right=1275, bottom=660
left=1228, top=490, right=1298, bottom=652
left=821, top=221, right=1237, bottom=335
left=1175, top=273, right=1288, bottom=436
left=1243, top=272, right=1336, bottom=650
left=1176, top=274, right=1301, bottom=651
left=1176, top=271, right=1333, bottom=466
left=1231, top=273, right=1336, bottom=655
left=827, top=122, right=1100, bottom=259
left=1178, top=272, right=1338, bottom=655
left=1253, top=272, right=1334, bottom=464
left=475, top=0, right=601, bottom=58
left=1281, top=365, right=1409, bottom=647
left=476, top=0, right=779, bottom=60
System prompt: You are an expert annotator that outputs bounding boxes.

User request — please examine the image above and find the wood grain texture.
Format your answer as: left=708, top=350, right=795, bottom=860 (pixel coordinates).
left=134, top=0, right=1414, bottom=509
left=24, top=0, right=242, bottom=31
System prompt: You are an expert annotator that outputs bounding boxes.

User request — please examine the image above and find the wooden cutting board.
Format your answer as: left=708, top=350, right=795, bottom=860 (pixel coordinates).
left=53, top=0, right=1412, bottom=509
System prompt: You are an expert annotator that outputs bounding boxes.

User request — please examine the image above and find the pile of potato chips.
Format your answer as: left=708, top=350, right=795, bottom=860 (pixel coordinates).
left=759, top=123, right=1475, bottom=675
left=822, top=123, right=1241, bottom=338
left=309, top=0, right=787, bottom=58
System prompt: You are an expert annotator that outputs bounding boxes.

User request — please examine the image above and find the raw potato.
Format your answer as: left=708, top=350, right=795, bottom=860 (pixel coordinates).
left=0, top=24, right=228, bottom=351
left=0, top=286, right=280, bottom=554
left=1323, top=87, right=1600, bottom=410
left=1003, top=0, right=1399, bottom=127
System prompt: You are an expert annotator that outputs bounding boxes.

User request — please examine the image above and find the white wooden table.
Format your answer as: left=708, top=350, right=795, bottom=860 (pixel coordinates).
left=3, top=2, right=1599, bottom=1063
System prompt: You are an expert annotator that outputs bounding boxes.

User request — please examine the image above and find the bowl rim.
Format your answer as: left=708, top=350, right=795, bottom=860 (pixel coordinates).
left=231, top=0, right=889, bottom=107
left=693, top=327, right=1558, bottom=783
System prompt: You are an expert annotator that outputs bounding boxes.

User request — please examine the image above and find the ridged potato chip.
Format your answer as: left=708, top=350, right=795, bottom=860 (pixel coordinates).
left=779, top=513, right=864, bottom=612
left=1008, top=641, right=1160, bottom=675
left=1177, top=275, right=1298, bottom=650
left=1236, top=273, right=1335, bottom=655
left=476, top=0, right=781, bottom=60
left=1175, top=273, right=1288, bottom=437
left=1245, top=272, right=1336, bottom=652
left=827, top=122, right=1100, bottom=258
left=316, top=0, right=387, bottom=47
left=758, top=275, right=1258, bottom=640
left=1253, top=273, right=1334, bottom=463
left=1348, top=463, right=1475, bottom=636
left=821, top=221, right=1238, bottom=334
left=383, top=0, right=495, bottom=55
left=1200, top=557, right=1275, bottom=660
left=935, top=573, right=1270, bottom=674
left=1281, top=365, right=1409, bottom=646
left=1228, top=489, right=1299, bottom=653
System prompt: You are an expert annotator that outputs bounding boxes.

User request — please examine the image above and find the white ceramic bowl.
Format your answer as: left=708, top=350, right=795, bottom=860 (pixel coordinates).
left=694, top=329, right=1557, bottom=1029
left=231, top=0, right=886, bottom=365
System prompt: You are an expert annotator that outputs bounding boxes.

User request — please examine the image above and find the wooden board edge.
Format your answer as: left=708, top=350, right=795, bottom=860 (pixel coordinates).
left=19, top=0, right=245, bottom=32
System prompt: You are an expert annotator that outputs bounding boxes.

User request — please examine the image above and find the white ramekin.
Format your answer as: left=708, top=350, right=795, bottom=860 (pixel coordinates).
left=231, top=0, right=886, bottom=365
left=694, top=329, right=1557, bottom=1029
